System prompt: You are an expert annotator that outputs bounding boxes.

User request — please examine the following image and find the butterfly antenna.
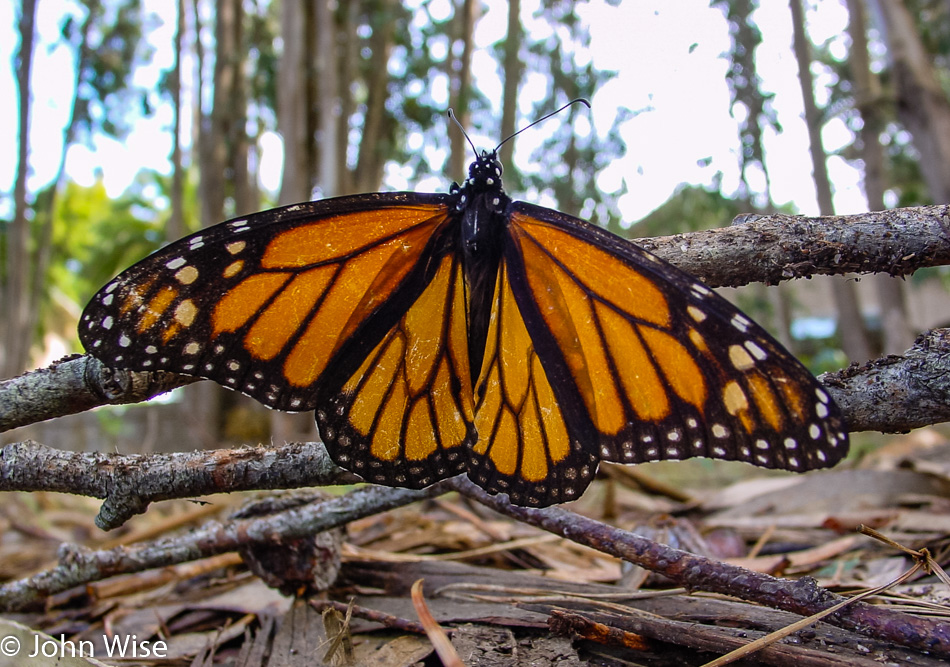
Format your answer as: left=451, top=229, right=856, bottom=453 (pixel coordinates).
left=495, top=98, right=591, bottom=152
left=447, top=108, right=479, bottom=158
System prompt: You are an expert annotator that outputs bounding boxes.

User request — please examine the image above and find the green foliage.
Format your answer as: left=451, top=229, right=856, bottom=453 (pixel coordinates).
left=60, top=0, right=158, bottom=145
left=45, top=169, right=200, bottom=347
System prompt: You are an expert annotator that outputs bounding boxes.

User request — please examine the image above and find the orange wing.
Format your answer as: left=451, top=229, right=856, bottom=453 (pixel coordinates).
left=80, top=196, right=454, bottom=413
left=316, top=251, right=477, bottom=488
left=467, top=260, right=599, bottom=506
left=496, top=203, right=848, bottom=481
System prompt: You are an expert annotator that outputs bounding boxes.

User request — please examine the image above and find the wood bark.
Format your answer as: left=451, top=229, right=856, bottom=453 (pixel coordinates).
left=316, top=0, right=339, bottom=197
left=168, top=0, right=186, bottom=242
left=499, top=0, right=522, bottom=176
left=354, top=0, right=396, bottom=193
left=277, top=0, right=313, bottom=205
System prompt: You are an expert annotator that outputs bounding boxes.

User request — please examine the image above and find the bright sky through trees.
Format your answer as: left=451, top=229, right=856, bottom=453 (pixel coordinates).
left=1, top=0, right=865, bottom=225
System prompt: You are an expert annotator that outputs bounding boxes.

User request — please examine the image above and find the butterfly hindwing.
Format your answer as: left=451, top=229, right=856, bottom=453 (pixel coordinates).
left=502, top=203, right=848, bottom=474
left=468, top=261, right=599, bottom=506
left=316, top=249, right=477, bottom=489
left=79, top=195, right=453, bottom=412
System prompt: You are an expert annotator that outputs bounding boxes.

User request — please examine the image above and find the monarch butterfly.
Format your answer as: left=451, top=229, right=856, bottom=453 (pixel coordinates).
left=79, top=102, right=848, bottom=507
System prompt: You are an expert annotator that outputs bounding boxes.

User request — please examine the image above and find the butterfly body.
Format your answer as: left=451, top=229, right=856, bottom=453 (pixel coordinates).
left=81, top=148, right=849, bottom=506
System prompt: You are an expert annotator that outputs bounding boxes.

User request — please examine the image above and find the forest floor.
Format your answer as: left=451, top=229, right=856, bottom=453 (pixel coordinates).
left=2, top=428, right=950, bottom=666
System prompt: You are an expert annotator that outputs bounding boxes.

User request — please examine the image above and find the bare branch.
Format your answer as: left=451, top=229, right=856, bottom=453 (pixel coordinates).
left=0, top=205, right=948, bottom=532
left=0, top=354, right=195, bottom=431
left=3, top=326, right=950, bottom=533
left=4, top=205, right=949, bottom=433
left=0, top=440, right=360, bottom=530
left=640, top=205, right=950, bottom=287
left=823, top=328, right=950, bottom=432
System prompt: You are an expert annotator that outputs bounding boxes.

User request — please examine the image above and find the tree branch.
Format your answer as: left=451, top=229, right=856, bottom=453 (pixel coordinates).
left=1, top=323, right=945, bottom=532
left=0, top=354, right=196, bottom=432
left=638, top=205, right=950, bottom=287
left=4, top=205, right=949, bottom=433
left=0, top=206, right=950, bottom=431
left=0, top=440, right=360, bottom=530
left=823, top=328, right=950, bottom=432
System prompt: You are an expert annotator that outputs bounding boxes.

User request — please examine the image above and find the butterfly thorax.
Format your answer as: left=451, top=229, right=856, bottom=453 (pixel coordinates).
left=454, top=150, right=510, bottom=387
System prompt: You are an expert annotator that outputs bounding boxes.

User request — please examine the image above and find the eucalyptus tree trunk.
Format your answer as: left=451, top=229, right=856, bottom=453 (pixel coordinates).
left=3, top=0, right=38, bottom=378
left=847, top=0, right=914, bottom=355
left=790, top=0, right=874, bottom=363
left=448, top=0, right=476, bottom=183
left=874, top=0, right=950, bottom=204
left=499, top=0, right=522, bottom=176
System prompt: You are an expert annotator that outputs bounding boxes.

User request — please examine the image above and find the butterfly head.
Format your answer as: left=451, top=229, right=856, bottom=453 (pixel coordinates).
left=465, top=150, right=505, bottom=194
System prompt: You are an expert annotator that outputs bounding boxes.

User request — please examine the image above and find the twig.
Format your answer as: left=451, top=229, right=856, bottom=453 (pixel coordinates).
left=449, top=476, right=950, bottom=657
left=0, top=482, right=447, bottom=612
left=309, top=599, right=429, bottom=635
left=702, top=560, right=926, bottom=666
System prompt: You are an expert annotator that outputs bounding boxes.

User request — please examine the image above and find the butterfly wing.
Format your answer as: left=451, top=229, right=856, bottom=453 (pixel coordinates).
left=315, top=248, right=477, bottom=488
left=466, top=202, right=849, bottom=506
left=79, top=194, right=456, bottom=413
left=467, top=258, right=599, bottom=506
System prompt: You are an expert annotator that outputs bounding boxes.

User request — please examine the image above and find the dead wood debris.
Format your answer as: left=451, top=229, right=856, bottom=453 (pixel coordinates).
left=2, top=430, right=950, bottom=664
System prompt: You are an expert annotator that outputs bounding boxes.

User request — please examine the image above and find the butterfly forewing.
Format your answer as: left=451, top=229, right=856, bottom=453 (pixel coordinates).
left=504, top=204, right=848, bottom=472
left=79, top=196, right=452, bottom=412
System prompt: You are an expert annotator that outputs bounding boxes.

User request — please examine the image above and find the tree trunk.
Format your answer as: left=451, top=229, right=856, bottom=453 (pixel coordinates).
left=448, top=0, right=476, bottom=183
left=874, top=0, right=950, bottom=204
left=169, top=0, right=185, bottom=241
left=499, top=0, right=522, bottom=177
left=790, top=0, right=874, bottom=362
left=202, top=0, right=236, bottom=225
left=3, top=0, right=38, bottom=378
left=273, top=0, right=321, bottom=441
left=337, top=0, right=359, bottom=195
left=277, top=0, right=312, bottom=206
left=186, top=0, right=250, bottom=446
left=230, top=3, right=256, bottom=217
left=848, top=0, right=914, bottom=355
left=316, top=0, right=338, bottom=197
left=354, top=0, right=396, bottom=193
